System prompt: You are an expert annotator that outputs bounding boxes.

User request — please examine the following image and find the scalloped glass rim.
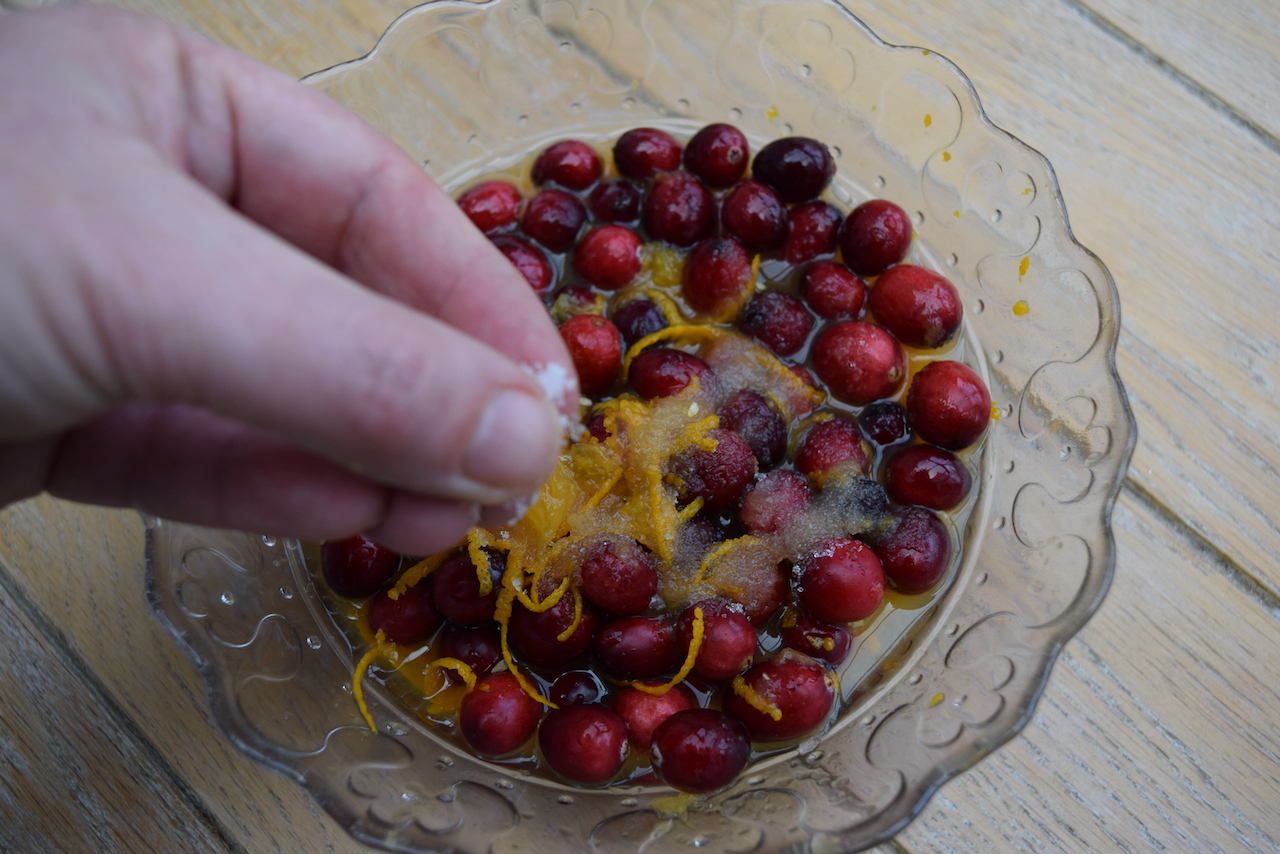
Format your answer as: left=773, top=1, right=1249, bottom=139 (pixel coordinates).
left=144, top=1, right=1136, bottom=851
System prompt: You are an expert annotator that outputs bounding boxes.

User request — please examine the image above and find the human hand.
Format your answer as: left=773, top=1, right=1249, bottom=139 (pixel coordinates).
left=0, top=5, right=578, bottom=554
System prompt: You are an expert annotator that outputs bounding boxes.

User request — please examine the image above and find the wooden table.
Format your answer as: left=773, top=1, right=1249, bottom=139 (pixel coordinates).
left=3, top=0, right=1278, bottom=851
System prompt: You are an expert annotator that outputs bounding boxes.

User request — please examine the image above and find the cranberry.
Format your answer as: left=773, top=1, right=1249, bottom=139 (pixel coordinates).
left=550, top=284, right=604, bottom=324
left=490, top=234, right=554, bottom=294
left=684, top=123, right=749, bottom=187
left=906, top=360, right=991, bottom=450
left=456, top=180, right=522, bottom=234
left=321, top=535, right=400, bottom=598
left=431, top=550, right=503, bottom=626
left=532, top=139, right=603, bottom=190
left=613, top=684, right=695, bottom=753
left=508, top=592, right=599, bottom=669
left=801, top=262, right=867, bottom=320
left=437, top=623, right=503, bottom=682
left=459, top=672, right=543, bottom=756
left=579, top=536, right=659, bottom=615
left=751, top=137, right=835, bottom=203
left=588, top=179, right=642, bottom=223
left=367, top=583, right=442, bottom=645
left=574, top=225, right=643, bottom=290
left=681, top=236, right=752, bottom=319
left=795, top=537, right=885, bottom=622
left=668, top=428, right=758, bottom=510
left=614, top=128, right=682, bottom=179
left=650, top=709, right=751, bottom=793
left=642, top=171, right=716, bottom=247
left=790, top=365, right=818, bottom=388
left=723, top=651, right=835, bottom=741
left=839, top=199, right=912, bottom=276
left=811, top=321, right=907, bottom=406
left=612, top=298, right=668, bottom=347
left=740, top=470, right=811, bottom=536
left=794, top=418, right=870, bottom=481
left=721, top=180, right=788, bottom=251
left=628, top=348, right=715, bottom=398
left=520, top=189, right=586, bottom=253
left=718, top=389, right=786, bottom=469
left=859, top=401, right=910, bottom=446
left=594, top=616, right=679, bottom=680
left=868, top=264, right=963, bottom=348
left=550, top=670, right=607, bottom=706
left=559, top=314, right=622, bottom=398
left=677, top=600, right=757, bottom=682
left=870, top=506, right=952, bottom=594
left=585, top=410, right=610, bottom=443
left=735, top=561, right=790, bottom=627
left=538, top=704, right=629, bottom=785
left=785, top=201, right=842, bottom=265
left=886, top=445, right=971, bottom=511
left=738, top=291, right=814, bottom=356
left=781, top=613, right=852, bottom=666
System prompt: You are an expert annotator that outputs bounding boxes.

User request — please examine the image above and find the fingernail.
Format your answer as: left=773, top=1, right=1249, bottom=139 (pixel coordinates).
left=463, top=389, right=560, bottom=491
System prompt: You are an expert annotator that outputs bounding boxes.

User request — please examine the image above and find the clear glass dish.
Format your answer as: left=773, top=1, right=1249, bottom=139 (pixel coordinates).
left=145, top=0, right=1136, bottom=850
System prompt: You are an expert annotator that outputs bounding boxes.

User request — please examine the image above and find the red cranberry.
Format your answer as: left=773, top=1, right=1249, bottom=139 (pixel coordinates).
left=613, top=684, right=695, bottom=753
left=585, top=410, right=610, bottom=443
left=781, top=613, right=852, bottom=666
left=740, top=470, right=811, bottom=536
left=794, top=418, right=870, bottom=480
left=681, top=236, right=752, bottom=319
left=795, top=537, right=885, bottom=622
left=721, top=180, right=788, bottom=252
left=735, top=561, right=790, bottom=627
left=870, top=506, right=952, bottom=594
left=723, top=651, right=835, bottom=741
left=508, top=592, right=599, bottom=669
left=785, top=201, right=842, bottom=265
left=538, top=704, right=630, bottom=785
left=490, top=234, right=554, bottom=294
left=614, top=128, right=682, bottom=179
left=790, top=365, right=817, bottom=388
left=906, top=360, right=991, bottom=450
left=668, top=429, right=758, bottom=510
left=801, top=262, right=867, bottom=320
left=718, top=389, right=786, bottom=469
left=437, top=623, right=503, bottom=682
left=588, top=179, right=642, bottom=223
left=594, top=616, right=679, bottom=680
left=684, top=123, right=749, bottom=187
left=886, top=445, right=971, bottom=510
left=520, top=189, right=586, bottom=252
left=532, top=139, right=602, bottom=190
left=650, top=709, right=751, bottom=793
left=869, top=264, right=963, bottom=348
left=677, top=600, right=757, bottom=681
left=550, top=670, right=607, bottom=706
left=642, top=171, right=716, bottom=247
left=367, top=583, right=442, bottom=645
left=628, top=348, right=715, bottom=398
left=751, top=137, right=835, bottom=203
left=321, top=535, right=400, bottom=598
left=612, top=298, right=668, bottom=346
left=839, top=199, right=912, bottom=276
left=859, top=401, right=910, bottom=446
left=456, top=180, right=522, bottom=234
left=459, top=672, right=543, bottom=756
left=559, top=314, right=622, bottom=398
left=574, top=225, right=643, bottom=290
left=431, top=550, right=503, bottom=626
left=579, top=536, right=659, bottom=615
left=811, top=321, right=906, bottom=406
left=738, top=291, right=814, bottom=356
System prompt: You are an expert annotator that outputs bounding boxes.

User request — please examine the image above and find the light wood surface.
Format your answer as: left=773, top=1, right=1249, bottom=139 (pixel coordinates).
left=3, top=0, right=1279, bottom=852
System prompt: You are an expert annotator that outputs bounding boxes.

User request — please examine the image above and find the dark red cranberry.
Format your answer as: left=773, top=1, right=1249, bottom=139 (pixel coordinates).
left=718, top=389, right=786, bottom=469
left=550, top=670, right=606, bottom=707
left=870, top=506, right=952, bottom=594
left=681, top=236, right=752, bottom=319
left=869, top=264, right=963, bottom=348
left=642, top=171, right=715, bottom=247
left=751, top=137, right=835, bottom=203
left=538, top=704, right=630, bottom=785
left=574, top=225, right=643, bottom=290
left=722, top=651, right=835, bottom=741
left=456, top=180, right=522, bottom=234
left=459, top=672, right=542, bottom=756
left=585, top=410, right=610, bottom=443
left=508, top=592, right=598, bottom=669
left=740, top=470, right=812, bottom=535
left=906, top=360, right=991, bottom=450
left=684, top=123, right=749, bottom=187
left=738, top=291, right=814, bottom=356
left=321, top=535, right=400, bottom=598
left=668, top=428, right=758, bottom=510
left=559, top=314, right=622, bottom=398
left=437, top=623, right=503, bottom=682
left=612, top=298, right=668, bottom=347
left=785, top=201, right=842, bottom=265
left=628, top=348, right=715, bottom=398
left=721, top=180, right=788, bottom=252
left=614, top=128, right=683, bottom=179
left=367, top=583, right=442, bottom=645
left=794, top=418, right=870, bottom=481
left=677, top=600, right=757, bottom=682
left=532, top=139, right=602, bottom=190
left=795, top=537, right=885, bottom=622
left=588, top=179, right=642, bottom=223
left=520, top=189, right=586, bottom=253
left=811, top=321, right=907, bottom=406
left=650, top=709, right=751, bottom=793
left=579, top=536, right=659, bottom=615
left=594, top=616, right=679, bottom=680
left=781, top=613, right=852, bottom=666
left=801, top=262, right=867, bottom=320
left=614, top=684, right=695, bottom=753
left=735, top=561, right=790, bottom=628
left=839, top=199, right=912, bottom=276
left=490, top=234, right=554, bottom=294
left=859, top=401, right=910, bottom=446
left=886, top=445, right=971, bottom=510
left=550, top=284, right=604, bottom=323
left=431, top=550, right=503, bottom=626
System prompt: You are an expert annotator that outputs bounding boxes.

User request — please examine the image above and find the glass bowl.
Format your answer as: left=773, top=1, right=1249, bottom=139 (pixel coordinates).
left=145, top=0, right=1136, bottom=850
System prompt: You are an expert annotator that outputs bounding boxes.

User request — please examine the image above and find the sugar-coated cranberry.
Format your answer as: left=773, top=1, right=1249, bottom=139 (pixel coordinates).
left=559, top=314, right=622, bottom=398
left=677, top=600, right=757, bottom=682
left=722, top=651, right=836, bottom=741
left=490, top=234, right=554, bottom=294
left=811, top=321, right=907, bottom=406
left=520, top=189, right=586, bottom=253
left=859, top=401, right=910, bottom=446
left=740, top=470, right=812, bottom=536
left=459, top=672, right=543, bottom=756
left=751, top=137, right=835, bottom=204
left=579, top=536, right=659, bottom=615
left=721, top=180, right=788, bottom=252
left=794, top=418, right=870, bottom=480
left=612, top=298, right=668, bottom=347
left=614, top=128, right=683, bottom=179
left=681, top=236, right=752, bottom=319
left=736, top=561, right=790, bottom=628
left=796, top=537, right=885, bottom=623
left=785, top=201, right=842, bottom=265
left=549, top=284, right=605, bottom=324
left=532, top=139, right=603, bottom=190
left=790, top=365, right=817, bottom=387
left=870, top=506, right=952, bottom=594
left=738, top=291, right=814, bottom=357
left=684, top=123, right=749, bottom=188
left=869, top=264, right=963, bottom=348
left=588, top=179, right=642, bottom=223
left=650, top=709, right=751, bottom=793
left=432, top=550, right=503, bottom=626
left=437, top=623, right=503, bottom=683
left=367, top=583, right=442, bottom=645
left=642, top=171, right=716, bottom=247
left=839, top=199, right=912, bottom=276
left=801, top=262, right=867, bottom=320
left=668, top=428, right=758, bottom=510
left=781, top=613, right=852, bottom=666
left=574, top=225, right=643, bottom=290
left=509, top=592, right=599, bottom=669
left=886, top=445, right=971, bottom=510
left=551, top=670, right=607, bottom=707
left=613, top=683, right=695, bottom=753
left=538, top=704, right=629, bottom=785
left=906, top=360, right=991, bottom=450
left=321, top=535, right=400, bottom=598
left=594, top=616, right=679, bottom=680
left=456, top=180, right=522, bottom=234
left=628, top=348, right=715, bottom=398
left=719, top=389, right=787, bottom=469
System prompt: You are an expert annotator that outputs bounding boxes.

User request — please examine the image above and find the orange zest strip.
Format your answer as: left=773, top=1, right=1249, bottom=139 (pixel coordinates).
left=467, top=529, right=511, bottom=596
left=352, top=629, right=389, bottom=732
left=622, top=325, right=725, bottom=374
left=731, top=674, right=783, bottom=721
left=514, top=572, right=572, bottom=614
left=556, top=587, right=584, bottom=642
left=387, top=553, right=447, bottom=600
left=641, top=288, right=687, bottom=326
left=425, top=657, right=476, bottom=692
left=632, top=606, right=703, bottom=695
left=675, top=497, right=704, bottom=525
left=495, top=583, right=558, bottom=709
